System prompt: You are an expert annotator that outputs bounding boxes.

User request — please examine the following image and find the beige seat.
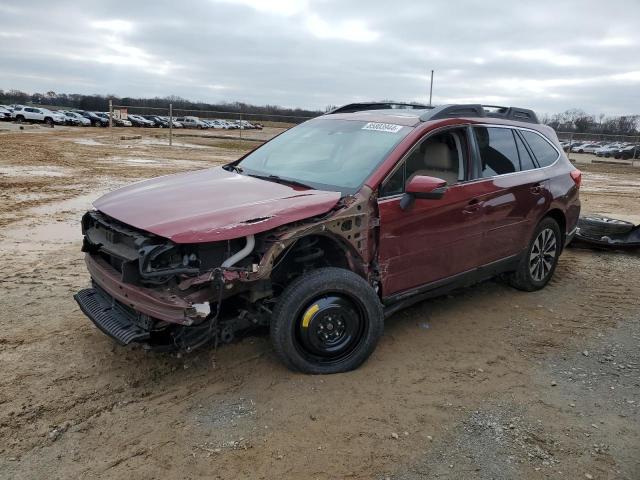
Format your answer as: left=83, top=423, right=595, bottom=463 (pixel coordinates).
left=408, top=141, right=458, bottom=185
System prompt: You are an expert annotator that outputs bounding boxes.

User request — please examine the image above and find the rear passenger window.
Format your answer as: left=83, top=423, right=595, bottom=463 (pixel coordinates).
left=514, top=131, right=537, bottom=171
left=520, top=131, right=559, bottom=167
left=474, top=127, right=520, bottom=177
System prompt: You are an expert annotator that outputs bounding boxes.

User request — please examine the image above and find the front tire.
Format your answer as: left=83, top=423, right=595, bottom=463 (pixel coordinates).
left=270, top=267, right=384, bottom=374
left=509, top=217, right=561, bottom=291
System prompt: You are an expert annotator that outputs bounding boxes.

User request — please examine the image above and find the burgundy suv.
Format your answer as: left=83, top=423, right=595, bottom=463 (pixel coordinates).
left=75, top=103, right=581, bottom=374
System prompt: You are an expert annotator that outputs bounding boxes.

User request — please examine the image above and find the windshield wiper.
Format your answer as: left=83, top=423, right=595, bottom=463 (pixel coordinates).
left=247, top=173, right=312, bottom=189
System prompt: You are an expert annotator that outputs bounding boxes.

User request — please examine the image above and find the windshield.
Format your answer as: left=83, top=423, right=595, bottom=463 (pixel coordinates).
left=236, top=118, right=411, bottom=194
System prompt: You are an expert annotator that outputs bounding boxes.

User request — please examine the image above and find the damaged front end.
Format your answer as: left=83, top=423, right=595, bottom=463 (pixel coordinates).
left=75, top=210, right=271, bottom=351
left=74, top=189, right=376, bottom=352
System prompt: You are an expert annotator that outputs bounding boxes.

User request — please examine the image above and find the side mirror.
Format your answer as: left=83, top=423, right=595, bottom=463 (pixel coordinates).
left=400, top=175, right=448, bottom=210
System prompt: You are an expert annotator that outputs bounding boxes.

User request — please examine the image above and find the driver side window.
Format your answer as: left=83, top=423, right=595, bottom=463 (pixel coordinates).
left=380, top=129, right=468, bottom=197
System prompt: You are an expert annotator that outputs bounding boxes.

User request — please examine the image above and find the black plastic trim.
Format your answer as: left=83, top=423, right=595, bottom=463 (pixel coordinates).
left=326, top=102, right=431, bottom=115
left=419, top=104, right=540, bottom=124
left=74, top=288, right=151, bottom=345
left=382, top=253, right=523, bottom=318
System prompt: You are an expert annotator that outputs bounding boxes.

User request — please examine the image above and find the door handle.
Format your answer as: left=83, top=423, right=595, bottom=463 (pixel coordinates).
left=463, top=199, right=482, bottom=214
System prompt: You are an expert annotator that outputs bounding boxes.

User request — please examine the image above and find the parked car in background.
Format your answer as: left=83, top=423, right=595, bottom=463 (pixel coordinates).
left=61, top=111, right=91, bottom=126
left=595, top=144, right=624, bottom=157
left=0, top=105, right=12, bottom=120
left=76, top=110, right=109, bottom=127
left=74, top=102, right=581, bottom=374
left=128, top=114, right=155, bottom=128
left=615, top=145, right=640, bottom=160
left=109, top=114, right=132, bottom=127
left=11, top=106, right=66, bottom=126
left=239, top=120, right=257, bottom=129
left=143, top=115, right=170, bottom=128
left=209, top=119, right=229, bottom=129
left=158, top=116, right=183, bottom=128
left=175, top=116, right=207, bottom=129
left=570, top=142, right=597, bottom=153
left=221, top=120, right=239, bottom=129
left=560, top=140, right=581, bottom=152
left=56, top=111, right=82, bottom=126
left=578, top=143, right=603, bottom=154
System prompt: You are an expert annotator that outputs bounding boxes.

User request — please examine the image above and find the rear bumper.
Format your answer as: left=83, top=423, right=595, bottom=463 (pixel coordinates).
left=83, top=253, right=192, bottom=325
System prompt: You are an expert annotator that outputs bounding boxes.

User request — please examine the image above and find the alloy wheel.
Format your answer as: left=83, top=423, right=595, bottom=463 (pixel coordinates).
left=529, top=228, right=557, bottom=282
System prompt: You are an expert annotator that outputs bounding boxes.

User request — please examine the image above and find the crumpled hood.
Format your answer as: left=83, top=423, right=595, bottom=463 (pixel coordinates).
left=93, top=167, right=341, bottom=243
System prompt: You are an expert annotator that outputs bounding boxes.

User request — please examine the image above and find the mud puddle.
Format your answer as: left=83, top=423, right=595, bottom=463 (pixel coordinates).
left=0, top=188, right=121, bottom=253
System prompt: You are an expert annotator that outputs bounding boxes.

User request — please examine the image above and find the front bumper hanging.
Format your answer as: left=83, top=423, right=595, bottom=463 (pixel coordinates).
left=74, top=288, right=150, bottom=345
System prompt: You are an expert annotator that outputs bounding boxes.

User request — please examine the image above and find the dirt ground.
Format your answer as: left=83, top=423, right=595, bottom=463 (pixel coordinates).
left=0, top=125, right=638, bottom=480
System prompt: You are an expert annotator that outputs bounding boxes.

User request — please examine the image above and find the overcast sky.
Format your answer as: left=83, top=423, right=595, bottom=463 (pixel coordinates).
left=1, top=0, right=639, bottom=115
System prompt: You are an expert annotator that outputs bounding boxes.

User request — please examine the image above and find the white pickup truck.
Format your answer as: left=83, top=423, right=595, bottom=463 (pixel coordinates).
left=175, top=116, right=207, bottom=129
left=11, top=106, right=66, bottom=126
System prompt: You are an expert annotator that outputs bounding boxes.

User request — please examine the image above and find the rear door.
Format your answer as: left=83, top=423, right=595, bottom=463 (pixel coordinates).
left=470, top=126, right=550, bottom=265
left=377, top=126, right=487, bottom=296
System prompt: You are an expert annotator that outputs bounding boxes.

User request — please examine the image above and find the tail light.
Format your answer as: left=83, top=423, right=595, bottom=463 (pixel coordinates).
left=570, top=169, right=582, bottom=188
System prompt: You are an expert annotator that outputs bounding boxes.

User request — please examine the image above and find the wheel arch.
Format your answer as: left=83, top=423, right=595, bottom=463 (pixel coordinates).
left=271, top=232, right=368, bottom=283
left=544, top=208, right=566, bottom=248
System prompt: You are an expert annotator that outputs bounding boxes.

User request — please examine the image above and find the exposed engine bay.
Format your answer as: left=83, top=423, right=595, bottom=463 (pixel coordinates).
left=77, top=192, right=373, bottom=352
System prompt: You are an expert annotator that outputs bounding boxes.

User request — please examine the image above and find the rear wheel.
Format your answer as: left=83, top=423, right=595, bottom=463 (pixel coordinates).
left=509, top=217, right=561, bottom=291
left=270, top=267, right=384, bottom=374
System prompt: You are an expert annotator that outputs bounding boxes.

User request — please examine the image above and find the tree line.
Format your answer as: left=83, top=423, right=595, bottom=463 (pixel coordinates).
left=1, top=89, right=638, bottom=135
left=0, top=89, right=323, bottom=123
left=540, top=109, right=639, bottom=137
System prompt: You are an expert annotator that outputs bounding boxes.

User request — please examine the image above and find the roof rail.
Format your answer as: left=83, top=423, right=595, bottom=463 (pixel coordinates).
left=325, top=102, right=540, bottom=124
left=420, top=104, right=485, bottom=121
left=484, top=106, right=539, bottom=124
left=326, top=102, right=431, bottom=115
left=419, top=104, right=540, bottom=124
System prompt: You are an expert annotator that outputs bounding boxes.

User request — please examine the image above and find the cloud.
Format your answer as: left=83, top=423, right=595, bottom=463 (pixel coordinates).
left=305, top=14, right=379, bottom=42
left=0, top=0, right=639, bottom=115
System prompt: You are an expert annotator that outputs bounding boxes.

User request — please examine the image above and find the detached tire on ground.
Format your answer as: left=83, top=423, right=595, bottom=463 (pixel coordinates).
left=270, top=267, right=384, bottom=374
left=578, top=215, right=634, bottom=239
left=509, top=217, right=561, bottom=292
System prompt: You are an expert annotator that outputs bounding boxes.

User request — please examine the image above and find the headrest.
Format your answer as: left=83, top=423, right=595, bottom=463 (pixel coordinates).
left=423, top=141, right=454, bottom=170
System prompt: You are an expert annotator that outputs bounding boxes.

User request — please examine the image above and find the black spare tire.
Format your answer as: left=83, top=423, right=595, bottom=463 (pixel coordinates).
left=270, top=267, right=384, bottom=374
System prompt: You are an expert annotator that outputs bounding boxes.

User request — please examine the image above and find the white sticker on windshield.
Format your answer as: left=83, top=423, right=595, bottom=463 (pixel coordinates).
left=361, top=122, right=403, bottom=133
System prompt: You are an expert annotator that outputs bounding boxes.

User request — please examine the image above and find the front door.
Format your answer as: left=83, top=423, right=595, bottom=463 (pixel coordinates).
left=377, top=127, right=486, bottom=297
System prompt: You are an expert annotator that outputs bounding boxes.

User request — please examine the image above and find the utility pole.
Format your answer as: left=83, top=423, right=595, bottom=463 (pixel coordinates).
left=169, top=103, right=173, bottom=146
left=429, top=70, right=434, bottom=107
left=108, top=99, right=113, bottom=139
